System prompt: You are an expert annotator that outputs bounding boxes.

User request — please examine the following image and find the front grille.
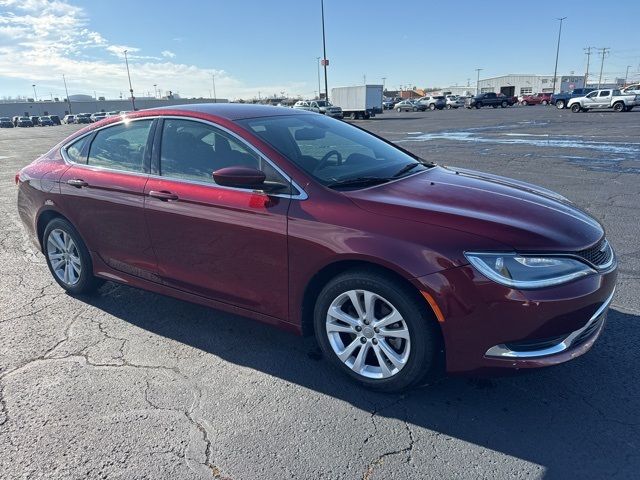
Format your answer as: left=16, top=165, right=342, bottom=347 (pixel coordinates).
left=574, top=238, right=613, bottom=269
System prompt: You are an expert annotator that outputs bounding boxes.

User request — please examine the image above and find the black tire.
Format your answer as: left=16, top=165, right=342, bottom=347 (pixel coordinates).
left=521, top=100, right=528, bottom=106
left=313, top=269, right=442, bottom=392
left=475, top=102, right=482, bottom=109
left=364, top=113, right=371, bottom=119
left=412, top=107, right=417, bottom=112
left=43, top=217, right=103, bottom=295
left=396, top=107, right=401, bottom=113
left=351, top=112, right=358, bottom=119
left=429, top=104, right=436, bottom=110
left=571, top=103, right=582, bottom=113
left=613, top=102, right=625, bottom=112
left=446, top=104, right=452, bottom=109
left=542, top=100, right=548, bottom=106
left=492, top=104, right=498, bottom=108
left=556, top=100, right=565, bottom=109
left=501, top=101, right=508, bottom=108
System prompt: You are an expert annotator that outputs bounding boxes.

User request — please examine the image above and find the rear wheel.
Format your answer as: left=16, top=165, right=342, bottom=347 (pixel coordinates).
left=314, top=270, right=442, bottom=392
left=501, top=101, right=508, bottom=108
left=556, top=99, right=565, bottom=109
left=571, top=103, right=582, bottom=113
left=521, top=100, right=528, bottom=106
left=396, top=107, right=401, bottom=112
left=475, top=102, right=482, bottom=109
left=43, top=218, right=102, bottom=294
left=542, top=100, right=549, bottom=105
left=429, top=104, right=436, bottom=110
left=613, top=102, right=625, bottom=112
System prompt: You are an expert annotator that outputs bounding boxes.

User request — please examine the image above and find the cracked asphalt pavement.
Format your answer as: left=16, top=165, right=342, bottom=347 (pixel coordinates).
left=1, top=107, right=639, bottom=479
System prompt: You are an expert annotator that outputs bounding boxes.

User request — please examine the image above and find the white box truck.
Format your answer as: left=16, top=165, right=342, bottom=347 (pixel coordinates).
left=331, top=85, right=383, bottom=119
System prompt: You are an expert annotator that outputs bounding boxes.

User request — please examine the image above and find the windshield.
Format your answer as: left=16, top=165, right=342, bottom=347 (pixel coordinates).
left=237, top=114, right=433, bottom=188
left=0, top=117, right=9, bottom=121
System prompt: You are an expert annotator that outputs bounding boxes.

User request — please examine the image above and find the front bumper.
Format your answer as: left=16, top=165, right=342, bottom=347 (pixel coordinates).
left=414, top=263, right=617, bottom=375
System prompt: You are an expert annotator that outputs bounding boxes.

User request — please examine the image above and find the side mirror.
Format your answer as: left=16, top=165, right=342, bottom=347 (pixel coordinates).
left=212, top=166, right=266, bottom=189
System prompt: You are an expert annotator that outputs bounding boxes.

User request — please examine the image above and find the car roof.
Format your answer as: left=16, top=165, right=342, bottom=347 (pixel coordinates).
left=144, top=103, right=314, bottom=120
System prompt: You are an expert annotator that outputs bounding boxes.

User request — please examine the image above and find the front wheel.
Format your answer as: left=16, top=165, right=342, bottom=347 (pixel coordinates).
left=475, top=102, right=482, bottom=109
left=396, top=107, right=401, bottom=112
left=570, top=103, right=582, bottom=113
left=314, top=270, right=442, bottom=392
left=446, top=104, right=452, bottom=109
left=501, top=101, right=508, bottom=108
left=556, top=100, right=565, bottom=109
left=43, top=218, right=103, bottom=294
left=429, top=104, right=436, bottom=110
left=521, top=100, right=528, bottom=106
left=542, top=100, right=548, bottom=106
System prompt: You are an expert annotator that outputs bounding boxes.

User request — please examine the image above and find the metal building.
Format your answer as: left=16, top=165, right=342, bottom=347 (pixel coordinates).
left=477, top=74, right=585, bottom=96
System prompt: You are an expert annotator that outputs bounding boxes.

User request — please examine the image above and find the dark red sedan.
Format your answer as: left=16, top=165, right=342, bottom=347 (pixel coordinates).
left=16, top=104, right=617, bottom=391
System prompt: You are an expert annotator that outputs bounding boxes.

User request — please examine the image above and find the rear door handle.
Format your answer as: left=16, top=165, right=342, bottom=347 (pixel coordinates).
left=67, top=179, right=88, bottom=188
left=148, top=190, right=179, bottom=201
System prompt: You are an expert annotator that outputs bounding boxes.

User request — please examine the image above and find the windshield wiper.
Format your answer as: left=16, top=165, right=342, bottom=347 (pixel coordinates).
left=326, top=176, right=391, bottom=189
left=392, top=162, right=421, bottom=177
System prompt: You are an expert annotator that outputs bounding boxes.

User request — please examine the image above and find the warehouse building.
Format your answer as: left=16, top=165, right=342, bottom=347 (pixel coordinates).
left=477, top=74, right=585, bottom=96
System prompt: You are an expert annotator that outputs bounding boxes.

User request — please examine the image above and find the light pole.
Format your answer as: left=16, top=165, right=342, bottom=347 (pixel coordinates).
left=211, top=73, right=217, bottom=103
left=551, top=17, right=567, bottom=94
left=475, top=68, right=483, bottom=95
left=382, top=77, right=386, bottom=93
left=624, top=65, right=632, bottom=85
left=123, top=49, right=136, bottom=111
left=320, top=0, right=329, bottom=101
left=583, top=47, right=593, bottom=89
left=62, top=74, right=71, bottom=114
left=153, top=84, right=158, bottom=98
left=32, top=84, right=38, bottom=101
left=316, top=57, right=321, bottom=100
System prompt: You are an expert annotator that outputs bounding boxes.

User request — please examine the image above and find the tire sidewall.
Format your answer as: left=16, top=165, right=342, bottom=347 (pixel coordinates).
left=43, top=218, right=98, bottom=294
left=313, top=272, right=440, bottom=391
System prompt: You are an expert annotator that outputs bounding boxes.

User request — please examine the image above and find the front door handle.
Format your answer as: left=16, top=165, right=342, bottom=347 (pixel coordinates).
left=148, top=190, right=179, bottom=201
left=67, top=179, right=88, bottom=188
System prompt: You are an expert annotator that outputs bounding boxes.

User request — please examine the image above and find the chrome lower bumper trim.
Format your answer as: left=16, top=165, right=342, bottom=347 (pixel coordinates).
left=485, top=289, right=615, bottom=359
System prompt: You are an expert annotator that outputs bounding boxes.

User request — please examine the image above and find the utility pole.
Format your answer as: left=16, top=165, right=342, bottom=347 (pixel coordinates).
left=475, top=68, right=483, bottom=95
left=551, top=17, right=566, bottom=94
left=583, top=47, right=594, bottom=89
left=212, top=73, right=217, bottom=103
left=153, top=83, right=157, bottom=98
left=316, top=57, right=321, bottom=99
left=62, top=74, right=71, bottom=114
left=624, top=65, right=632, bottom=86
left=124, top=50, right=136, bottom=110
left=320, top=0, right=329, bottom=101
left=363, top=74, right=366, bottom=85
left=382, top=77, right=386, bottom=92
left=32, top=84, right=38, bottom=101
left=597, top=47, right=610, bottom=88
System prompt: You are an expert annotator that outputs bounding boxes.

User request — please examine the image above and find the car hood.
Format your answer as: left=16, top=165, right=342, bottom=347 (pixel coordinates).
left=346, top=166, right=603, bottom=252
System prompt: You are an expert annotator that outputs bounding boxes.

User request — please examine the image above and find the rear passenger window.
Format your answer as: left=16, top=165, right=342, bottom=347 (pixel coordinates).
left=160, top=119, right=284, bottom=186
left=66, top=135, right=91, bottom=164
left=88, top=120, right=153, bottom=172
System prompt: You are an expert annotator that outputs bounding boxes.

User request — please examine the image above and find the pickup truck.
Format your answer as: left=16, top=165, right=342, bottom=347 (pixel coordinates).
left=568, top=89, right=639, bottom=113
left=465, top=92, right=510, bottom=109
left=551, top=88, right=595, bottom=109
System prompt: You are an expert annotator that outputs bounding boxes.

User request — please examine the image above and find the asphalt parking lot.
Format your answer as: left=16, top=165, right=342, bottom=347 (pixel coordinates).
left=1, top=106, right=639, bottom=479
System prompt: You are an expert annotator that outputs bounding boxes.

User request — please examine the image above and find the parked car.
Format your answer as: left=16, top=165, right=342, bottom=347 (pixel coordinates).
left=38, top=116, right=54, bottom=126
left=383, top=99, right=395, bottom=110
left=520, top=93, right=553, bottom=106
left=0, top=117, right=14, bottom=128
left=444, top=95, right=465, bottom=109
left=74, top=113, right=92, bottom=124
left=394, top=99, right=418, bottom=112
left=417, top=96, right=446, bottom=110
left=16, top=116, right=33, bottom=127
left=63, top=114, right=76, bottom=124
left=568, top=89, right=639, bottom=112
left=550, top=88, right=595, bottom=109
left=621, top=83, right=640, bottom=95
left=16, top=104, right=617, bottom=391
left=90, top=112, right=107, bottom=122
left=49, top=115, right=61, bottom=125
left=30, top=116, right=40, bottom=125
left=465, top=92, right=510, bottom=108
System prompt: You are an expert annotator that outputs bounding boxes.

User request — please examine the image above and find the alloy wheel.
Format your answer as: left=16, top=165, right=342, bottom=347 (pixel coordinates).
left=325, top=289, right=411, bottom=379
left=46, top=228, right=82, bottom=286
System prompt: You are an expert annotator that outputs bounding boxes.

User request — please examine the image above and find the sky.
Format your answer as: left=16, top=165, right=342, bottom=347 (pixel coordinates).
left=0, top=0, right=639, bottom=101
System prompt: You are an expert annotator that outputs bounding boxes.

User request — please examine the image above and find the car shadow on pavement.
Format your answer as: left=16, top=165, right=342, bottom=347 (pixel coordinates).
left=81, top=283, right=640, bottom=479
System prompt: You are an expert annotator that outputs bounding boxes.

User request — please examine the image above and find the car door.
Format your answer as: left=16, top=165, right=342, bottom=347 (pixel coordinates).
left=583, top=91, right=599, bottom=107
left=596, top=90, right=611, bottom=108
left=58, top=118, right=159, bottom=280
left=143, top=118, right=292, bottom=320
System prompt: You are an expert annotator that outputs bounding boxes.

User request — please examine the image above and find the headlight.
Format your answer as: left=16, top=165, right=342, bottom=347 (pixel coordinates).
left=464, top=252, right=595, bottom=289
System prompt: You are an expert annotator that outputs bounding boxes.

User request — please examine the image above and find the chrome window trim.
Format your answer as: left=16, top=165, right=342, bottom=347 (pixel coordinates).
left=485, top=289, right=615, bottom=359
left=59, top=115, right=308, bottom=200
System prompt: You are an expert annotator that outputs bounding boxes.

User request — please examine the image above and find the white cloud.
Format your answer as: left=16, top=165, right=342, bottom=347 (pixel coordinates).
left=0, top=0, right=308, bottom=100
